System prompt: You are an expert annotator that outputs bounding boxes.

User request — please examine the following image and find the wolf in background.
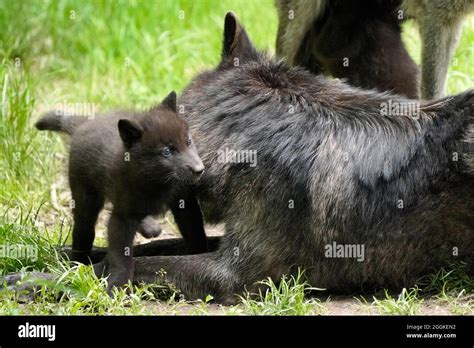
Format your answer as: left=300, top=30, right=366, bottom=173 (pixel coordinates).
left=276, top=0, right=474, bottom=99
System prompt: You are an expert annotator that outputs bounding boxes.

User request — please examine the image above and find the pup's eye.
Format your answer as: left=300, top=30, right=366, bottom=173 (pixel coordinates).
left=162, top=147, right=172, bottom=157
left=186, top=139, right=192, bottom=146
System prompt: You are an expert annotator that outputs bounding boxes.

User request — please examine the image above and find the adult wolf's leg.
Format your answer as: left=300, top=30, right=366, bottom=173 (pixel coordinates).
left=131, top=252, right=242, bottom=303
left=419, top=15, right=464, bottom=99
left=93, top=242, right=267, bottom=303
left=170, top=190, right=208, bottom=254
left=61, top=237, right=222, bottom=264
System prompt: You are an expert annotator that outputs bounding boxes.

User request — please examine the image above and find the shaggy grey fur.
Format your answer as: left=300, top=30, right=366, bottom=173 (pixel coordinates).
left=128, top=13, right=474, bottom=302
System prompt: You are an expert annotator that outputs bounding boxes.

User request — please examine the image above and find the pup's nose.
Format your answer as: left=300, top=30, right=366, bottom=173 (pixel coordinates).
left=188, top=164, right=204, bottom=176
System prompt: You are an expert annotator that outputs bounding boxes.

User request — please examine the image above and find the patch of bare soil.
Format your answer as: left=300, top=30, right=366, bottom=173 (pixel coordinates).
left=140, top=297, right=462, bottom=315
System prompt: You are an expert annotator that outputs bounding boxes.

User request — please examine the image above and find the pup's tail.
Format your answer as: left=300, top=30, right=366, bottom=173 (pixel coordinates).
left=35, top=111, right=89, bottom=135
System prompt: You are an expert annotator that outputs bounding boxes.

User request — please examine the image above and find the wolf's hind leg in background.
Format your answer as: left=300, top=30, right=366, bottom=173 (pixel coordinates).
left=418, top=8, right=465, bottom=99
left=75, top=236, right=221, bottom=264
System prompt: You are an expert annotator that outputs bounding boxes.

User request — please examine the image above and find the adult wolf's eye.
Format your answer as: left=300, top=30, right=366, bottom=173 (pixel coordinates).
left=162, top=147, right=172, bottom=157
left=186, top=139, right=192, bottom=146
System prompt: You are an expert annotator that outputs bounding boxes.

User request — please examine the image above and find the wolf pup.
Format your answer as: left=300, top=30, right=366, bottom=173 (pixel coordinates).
left=35, top=91, right=206, bottom=291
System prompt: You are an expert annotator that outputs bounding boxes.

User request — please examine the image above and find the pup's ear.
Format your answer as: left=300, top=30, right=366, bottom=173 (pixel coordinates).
left=161, top=90, right=177, bottom=113
left=221, top=12, right=257, bottom=67
left=118, top=119, right=143, bottom=147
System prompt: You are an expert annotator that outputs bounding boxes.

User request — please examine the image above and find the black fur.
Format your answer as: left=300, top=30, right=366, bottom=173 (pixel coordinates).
left=122, top=13, right=473, bottom=302
left=276, top=0, right=420, bottom=98
left=35, top=91, right=207, bottom=292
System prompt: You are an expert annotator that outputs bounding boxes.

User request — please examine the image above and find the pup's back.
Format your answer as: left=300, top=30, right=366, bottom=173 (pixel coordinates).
left=68, top=113, right=127, bottom=194
left=36, top=111, right=131, bottom=194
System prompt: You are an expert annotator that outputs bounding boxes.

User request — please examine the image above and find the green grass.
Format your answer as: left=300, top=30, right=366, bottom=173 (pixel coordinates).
left=358, top=263, right=474, bottom=315
left=0, top=0, right=473, bottom=315
left=0, top=60, right=61, bottom=208
left=0, top=0, right=278, bottom=109
left=359, top=288, right=424, bottom=316
left=238, top=270, right=327, bottom=315
left=0, top=207, right=65, bottom=275
left=418, top=263, right=474, bottom=315
left=0, top=263, right=179, bottom=315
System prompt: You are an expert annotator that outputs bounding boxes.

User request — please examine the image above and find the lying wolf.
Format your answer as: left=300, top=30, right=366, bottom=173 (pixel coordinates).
left=4, top=13, right=474, bottom=304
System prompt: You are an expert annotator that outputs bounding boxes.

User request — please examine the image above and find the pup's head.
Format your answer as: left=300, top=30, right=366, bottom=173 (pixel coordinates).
left=118, top=91, right=204, bottom=184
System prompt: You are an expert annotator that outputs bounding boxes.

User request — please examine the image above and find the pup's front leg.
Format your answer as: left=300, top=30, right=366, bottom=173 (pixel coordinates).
left=104, top=211, right=139, bottom=293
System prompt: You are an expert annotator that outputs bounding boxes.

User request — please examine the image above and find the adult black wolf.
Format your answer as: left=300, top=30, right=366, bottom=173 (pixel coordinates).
left=126, top=13, right=473, bottom=303
left=5, top=13, right=474, bottom=303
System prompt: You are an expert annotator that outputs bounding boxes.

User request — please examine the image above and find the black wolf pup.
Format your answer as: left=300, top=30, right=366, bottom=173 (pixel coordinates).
left=35, top=91, right=206, bottom=291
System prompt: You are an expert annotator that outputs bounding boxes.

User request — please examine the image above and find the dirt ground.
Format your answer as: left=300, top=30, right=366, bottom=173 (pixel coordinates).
left=140, top=297, right=456, bottom=315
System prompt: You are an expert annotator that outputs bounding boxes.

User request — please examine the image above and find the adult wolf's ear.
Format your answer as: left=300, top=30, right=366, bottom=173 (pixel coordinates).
left=220, top=12, right=258, bottom=67
left=161, top=91, right=177, bottom=113
left=118, top=119, right=143, bottom=147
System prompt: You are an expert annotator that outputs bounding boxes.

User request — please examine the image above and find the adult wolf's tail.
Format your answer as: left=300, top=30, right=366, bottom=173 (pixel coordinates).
left=35, top=111, right=89, bottom=135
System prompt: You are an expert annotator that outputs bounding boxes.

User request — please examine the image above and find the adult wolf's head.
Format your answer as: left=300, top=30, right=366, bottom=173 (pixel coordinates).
left=182, top=12, right=474, bottom=226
